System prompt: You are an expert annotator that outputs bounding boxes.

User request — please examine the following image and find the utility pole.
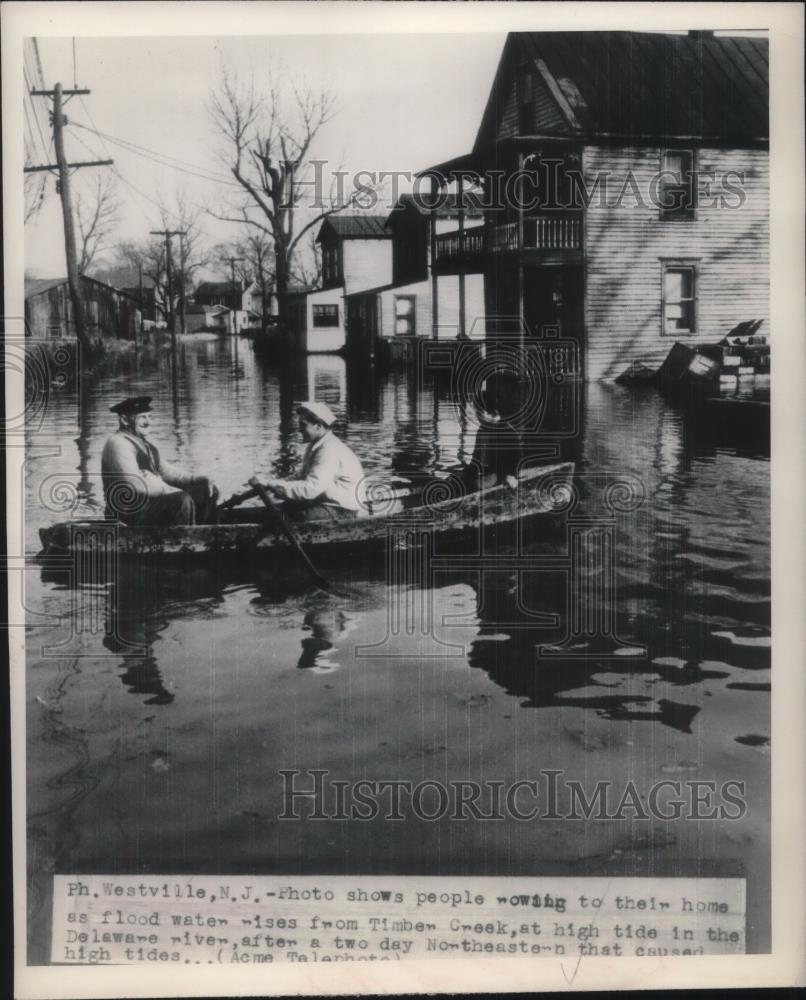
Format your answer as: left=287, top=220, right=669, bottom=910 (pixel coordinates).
left=150, top=229, right=186, bottom=348
left=137, top=260, right=144, bottom=343
left=178, top=234, right=187, bottom=335
left=225, top=256, right=244, bottom=335
left=27, top=83, right=112, bottom=350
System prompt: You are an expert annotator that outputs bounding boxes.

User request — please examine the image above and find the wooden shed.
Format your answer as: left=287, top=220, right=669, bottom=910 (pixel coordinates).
left=24, top=276, right=138, bottom=341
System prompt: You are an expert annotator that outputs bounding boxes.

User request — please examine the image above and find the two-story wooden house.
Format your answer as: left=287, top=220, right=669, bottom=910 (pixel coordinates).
left=423, top=30, right=769, bottom=380
left=345, top=192, right=488, bottom=359
left=292, top=215, right=392, bottom=353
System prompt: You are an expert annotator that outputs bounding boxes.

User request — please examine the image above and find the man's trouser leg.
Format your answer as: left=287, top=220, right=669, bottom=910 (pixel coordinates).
left=183, top=478, right=216, bottom=524
left=127, top=491, right=195, bottom=526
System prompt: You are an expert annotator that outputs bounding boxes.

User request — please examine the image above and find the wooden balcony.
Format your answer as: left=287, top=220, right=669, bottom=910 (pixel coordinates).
left=433, top=227, right=486, bottom=274
left=433, top=214, right=582, bottom=274
left=492, top=214, right=582, bottom=253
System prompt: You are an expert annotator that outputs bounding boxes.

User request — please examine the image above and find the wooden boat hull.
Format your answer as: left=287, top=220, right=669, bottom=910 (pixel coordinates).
left=38, top=462, right=574, bottom=561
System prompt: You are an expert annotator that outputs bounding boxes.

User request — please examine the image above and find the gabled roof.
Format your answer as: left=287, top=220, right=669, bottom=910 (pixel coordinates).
left=425, top=30, right=768, bottom=175
left=387, top=192, right=485, bottom=224
left=25, top=277, right=68, bottom=298
left=316, top=215, right=390, bottom=242
left=474, top=31, right=768, bottom=151
left=195, top=280, right=242, bottom=297
left=24, top=274, right=137, bottom=300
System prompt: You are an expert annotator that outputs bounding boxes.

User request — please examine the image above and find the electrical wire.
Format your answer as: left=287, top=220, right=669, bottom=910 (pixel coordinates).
left=73, top=121, right=239, bottom=187
left=78, top=121, right=231, bottom=176
left=23, top=62, right=51, bottom=162
left=23, top=41, right=51, bottom=213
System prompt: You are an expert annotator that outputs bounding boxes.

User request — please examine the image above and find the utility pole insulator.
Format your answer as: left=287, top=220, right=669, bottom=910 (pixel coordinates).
left=30, top=82, right=111, bottom=350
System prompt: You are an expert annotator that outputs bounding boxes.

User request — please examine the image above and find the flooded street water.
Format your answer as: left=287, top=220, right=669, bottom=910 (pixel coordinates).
left=24, top=335, right=771, bottom=957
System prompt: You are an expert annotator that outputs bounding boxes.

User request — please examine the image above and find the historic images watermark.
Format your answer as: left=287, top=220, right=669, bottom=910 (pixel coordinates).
left=278, top=769, right=748, bottom=823
left=292, top=161, right=747, bottom=213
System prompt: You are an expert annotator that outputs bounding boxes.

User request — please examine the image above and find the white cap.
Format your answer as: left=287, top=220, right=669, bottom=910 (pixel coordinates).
left=297, top=400, right=337, bottom=427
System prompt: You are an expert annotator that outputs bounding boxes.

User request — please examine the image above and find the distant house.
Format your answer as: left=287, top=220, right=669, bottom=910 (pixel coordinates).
left=194, top=280, right=244, bottom=310
left=419, top=30, right=769, bottom=380
left=185, top=302, right=214, bottom=333
left=24, top=276, right=138, bottom=340
left=292, top=215, right=393, bottom=352
left=345, top=192, right=487, bottom=357
left=194, top=280, right=257, bottom=334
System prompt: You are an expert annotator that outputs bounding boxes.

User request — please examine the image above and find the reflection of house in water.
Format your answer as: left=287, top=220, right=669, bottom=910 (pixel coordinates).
left=306, top=354, right=346, bottom=409
left=463, top=569, right=704, bottom=733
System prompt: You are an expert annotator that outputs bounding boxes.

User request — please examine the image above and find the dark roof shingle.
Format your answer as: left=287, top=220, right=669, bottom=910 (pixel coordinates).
left=195, top=280, right=242, bottom=296
left=527, top=31, right=768, bottom=141
left=317, top=215, right=390, bottom=241
left=391, top=192, right=485, bottom=218
left=469, top=30, right=768, bottom=159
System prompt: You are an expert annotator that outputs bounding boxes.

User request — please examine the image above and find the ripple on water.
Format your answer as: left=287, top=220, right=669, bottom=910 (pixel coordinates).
left=712, top=629, right=771, bottom=648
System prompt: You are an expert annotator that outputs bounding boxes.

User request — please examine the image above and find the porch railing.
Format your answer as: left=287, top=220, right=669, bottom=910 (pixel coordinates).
left=493, top=215, right=582, bottom=252
left=435, top=214, right=582, bottom=264
left=434, top=227, right=485, bottom=262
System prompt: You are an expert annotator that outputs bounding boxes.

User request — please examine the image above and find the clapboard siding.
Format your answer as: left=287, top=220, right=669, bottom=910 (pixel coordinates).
left=376, top=275, right=487, bottom=341
left=498, top=62, right=570, bottom=140
left=583, top=145, right=769, bottom=380
left=342, top=239, right=393, bottom=296
left=305, top=287, right=345, bottom=352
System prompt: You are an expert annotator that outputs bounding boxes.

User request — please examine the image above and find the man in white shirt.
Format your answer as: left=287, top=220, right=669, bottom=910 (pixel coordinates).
left=101, top=396, right=218, bottom=525
left=251, top=401, right=367, bottom=520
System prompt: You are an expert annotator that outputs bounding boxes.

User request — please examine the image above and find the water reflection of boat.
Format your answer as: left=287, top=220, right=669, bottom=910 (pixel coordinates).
left=38, top=461, right=574, bottom=562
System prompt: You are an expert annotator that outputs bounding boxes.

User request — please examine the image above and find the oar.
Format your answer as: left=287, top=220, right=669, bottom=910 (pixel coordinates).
left=248, top=477, right=330, bottom=590
left=217, top=486, right=259, bottom=512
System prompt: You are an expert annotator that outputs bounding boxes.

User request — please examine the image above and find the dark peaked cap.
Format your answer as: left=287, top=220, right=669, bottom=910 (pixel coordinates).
left=110, top=396, right=153, bottom=415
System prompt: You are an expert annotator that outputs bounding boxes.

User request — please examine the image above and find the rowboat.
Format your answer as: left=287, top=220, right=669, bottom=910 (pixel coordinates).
left=38, top=461, right=575, bottom=562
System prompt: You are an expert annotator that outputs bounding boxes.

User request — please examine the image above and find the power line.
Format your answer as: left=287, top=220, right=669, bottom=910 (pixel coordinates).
left=82, top=122, right=231, bottom=176
left=23, top=42, right=51, bottom=214
left=78, top=94, right=116, bottom=166
left=111, top=164, right=174, bottom=223
left=23, top=62, right=51, bottom=161
left=72, top=121, right=239, bottom=186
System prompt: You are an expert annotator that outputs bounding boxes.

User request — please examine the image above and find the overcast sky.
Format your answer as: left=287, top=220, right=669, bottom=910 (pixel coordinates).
left=24, top=33, right=505, bottom=279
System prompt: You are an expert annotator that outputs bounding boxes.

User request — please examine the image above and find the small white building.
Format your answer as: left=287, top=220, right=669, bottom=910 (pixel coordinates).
left=290, top=215, right=393, bottom=352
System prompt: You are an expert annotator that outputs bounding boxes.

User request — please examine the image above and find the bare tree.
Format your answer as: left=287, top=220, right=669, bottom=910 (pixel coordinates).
left=166, top=192, right=209, bottom=333
left=289, top=229, right=322, bottom=291
left=209, top=71, right=366, bottom=329
left=24, top=167, right=47, bottom=223
left=75, top=173, right=121, bottom=275
left=115, top=237, right=167, bottom=324
left=213, top=228, right=276, bottom=336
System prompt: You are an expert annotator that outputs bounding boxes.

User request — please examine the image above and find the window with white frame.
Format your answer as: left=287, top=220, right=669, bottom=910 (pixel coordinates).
left=662, top=263, right=697, bottom=335
left=394, top=295, right=416, bottom=336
